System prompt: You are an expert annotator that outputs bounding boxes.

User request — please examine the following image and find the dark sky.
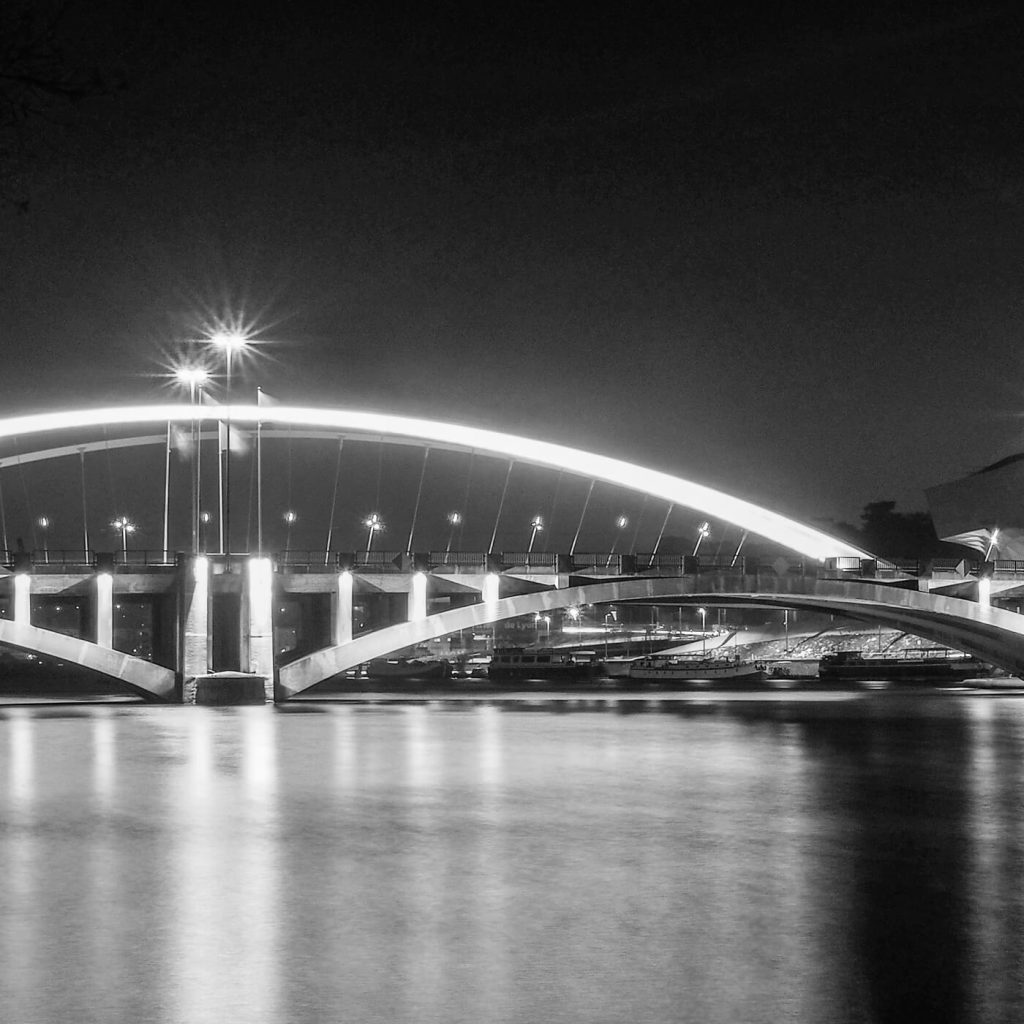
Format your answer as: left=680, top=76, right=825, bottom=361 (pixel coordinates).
left=2, top=1, right=1023, bottom=530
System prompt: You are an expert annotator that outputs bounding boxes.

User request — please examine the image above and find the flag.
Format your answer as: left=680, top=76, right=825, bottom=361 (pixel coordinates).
left=218, top=421, right=250, bottom=454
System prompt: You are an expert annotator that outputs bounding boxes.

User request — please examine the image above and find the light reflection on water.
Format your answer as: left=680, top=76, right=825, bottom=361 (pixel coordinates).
left=1, top=698, right=1024, bottom=1022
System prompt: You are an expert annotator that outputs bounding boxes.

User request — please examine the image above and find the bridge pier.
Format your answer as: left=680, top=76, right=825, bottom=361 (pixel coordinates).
left=334, top=571, right=353, bottom=645
left=95, top=572, right=113, bottom=648
left=13, top=571, right=30, bottom=624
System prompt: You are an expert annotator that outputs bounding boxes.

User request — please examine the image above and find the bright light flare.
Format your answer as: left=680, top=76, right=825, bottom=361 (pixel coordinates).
left=209, top=330, right=249, bottom=352
left=175, top=367, right=210, bottom=388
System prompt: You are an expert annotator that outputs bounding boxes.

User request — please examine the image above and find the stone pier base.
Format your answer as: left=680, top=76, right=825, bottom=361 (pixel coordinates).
left=184, top=673, right=270, bottom=705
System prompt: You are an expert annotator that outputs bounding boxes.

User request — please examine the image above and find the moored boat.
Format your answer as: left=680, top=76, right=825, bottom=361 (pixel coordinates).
left=628, top=654, right=767, bottom=685
left=817, top=649, right=985, bottom=684
left=363, top=657, right=451, bottom=682
left=487, top=647, right=601, bottom=683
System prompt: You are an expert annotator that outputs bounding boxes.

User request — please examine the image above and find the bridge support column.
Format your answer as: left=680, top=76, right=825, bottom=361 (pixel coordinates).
left=408, top=571, right=427, bottom=622
left=244, top=557, right=274, bottom=701
left=13, top=572, right=30, bottom=624
left=180, top=556, right=210, bottom=701
left=333, top=571, right=353, bottom=645
left=95, top=572, right=113, bottom=648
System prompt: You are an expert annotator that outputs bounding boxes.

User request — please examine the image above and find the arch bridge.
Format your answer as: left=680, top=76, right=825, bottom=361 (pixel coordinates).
left=0, top=403, right=1013, bottom=701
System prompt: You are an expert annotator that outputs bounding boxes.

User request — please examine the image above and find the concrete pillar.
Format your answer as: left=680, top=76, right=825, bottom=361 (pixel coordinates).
left=181, top=556, right=210, bottom=682
left=13, top=573, right=30, bottom=624
left=408, top=571, right=427, bottom=622
left=483, top=572, right=500, bottom=646
left=978, top=577, right=991, bottom=610
left=95, top=572, right=113, bottom=648
left=334, top=571, right=353, bottom=645
left=246, top=557, right=275, bottom=700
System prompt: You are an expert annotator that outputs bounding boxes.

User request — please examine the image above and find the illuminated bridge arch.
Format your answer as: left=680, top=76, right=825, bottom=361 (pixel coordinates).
left=0, top=403, right=867, bottom=562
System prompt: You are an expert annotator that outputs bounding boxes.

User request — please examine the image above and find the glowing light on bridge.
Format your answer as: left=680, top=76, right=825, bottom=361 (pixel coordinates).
left=693, top=521, right=711, bottom=556
left=363, top=513, right=385, bottom=559
left=528, top=515, right=544, bottom=553
left=111, top=516, right=135, bottom=554
left=0, top=403, right=869, bottom=561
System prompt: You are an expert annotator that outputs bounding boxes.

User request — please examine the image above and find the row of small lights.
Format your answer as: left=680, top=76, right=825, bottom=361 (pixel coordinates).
left=32, top=510, right=710, bottom=554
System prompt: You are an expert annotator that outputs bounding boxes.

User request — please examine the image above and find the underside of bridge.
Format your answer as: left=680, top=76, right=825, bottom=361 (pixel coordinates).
left=276, top=575, right=1024, bottom=699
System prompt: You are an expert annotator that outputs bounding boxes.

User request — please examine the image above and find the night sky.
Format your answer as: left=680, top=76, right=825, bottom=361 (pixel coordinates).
left=2, top=2, right=1022, bottom=534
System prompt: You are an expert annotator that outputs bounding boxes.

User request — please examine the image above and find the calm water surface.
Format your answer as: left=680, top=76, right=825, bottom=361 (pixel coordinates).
left=2, top=694, right=1024, bottom=1023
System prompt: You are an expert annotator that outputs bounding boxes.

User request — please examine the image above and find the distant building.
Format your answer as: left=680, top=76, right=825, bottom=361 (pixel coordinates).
left=925, top=454, right=1024, bottom=558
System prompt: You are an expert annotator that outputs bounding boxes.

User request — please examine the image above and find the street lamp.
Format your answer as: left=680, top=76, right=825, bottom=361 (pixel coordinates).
left=37, top=516, right=50, bottom=563
left=607, top=514, right=629, bottom=566
left=698, top=606, right=707, bottom=656
left=175, top=366, right=210, bottom=554
left=112, top=516, right=135, bottom=558
left=604, top=609, right=617, bottom=658
left=199, top=511, right=211, bottom=553
left=693, top=521, right=710, bottom=557
left=363, top=513, right=384, bottom=559
left=566, top=605, right=580, bottom=636
left=528, top=515, right=544, bottom=554
left=283, top=510, right=298, bottom=557
left=209, top=330, right=249, bottom=558
left=445, top=511, right=462, bottom=562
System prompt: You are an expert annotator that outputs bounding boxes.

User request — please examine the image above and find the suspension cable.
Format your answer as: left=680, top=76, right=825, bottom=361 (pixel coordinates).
left=488, top=459, right=514, bottom=555
left=0, top=466, right=8, bottom=555
left=630, top=494, right=648, bottom=553
left=543, top=470, right=563, bottom=554
left=569, top=479, right=595, bottom=556
left=406, top=447, right=430, bottom=554
left=324, top=438, right=344, bottom=565
left=651, top=502, right=674, bottom=558
left=79, top=449, right=89, bottom=557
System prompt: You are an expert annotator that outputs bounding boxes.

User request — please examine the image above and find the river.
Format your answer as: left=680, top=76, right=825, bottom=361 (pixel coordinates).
left=1, top=691, right=1023, bottom=1023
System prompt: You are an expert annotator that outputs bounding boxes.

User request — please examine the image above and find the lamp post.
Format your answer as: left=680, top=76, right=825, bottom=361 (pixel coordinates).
left=112, top=516, right=135, bottom=559
left=364, top=513, right=384, bottom=560
left=445, top=511, right=462, bottom=563
left=283, top=510, right=298, bottom=558
left=604, top=610, right=616, bottom=659
left=528, top=515, right=543, bottom=554
left=210, top=330, right=248, bottom=559
left=698, top=606, right=707, bottom=656
left=37, top=516, right=50, bottom=564
left=175, top=367, right=209, bottom=555
left=566, top=604, right=580, bottom=639
left=607, top=514, right=628, bottom=566
left=693, top=521, right=710, bottom=557
left=199, top=511, right=211, bottom=553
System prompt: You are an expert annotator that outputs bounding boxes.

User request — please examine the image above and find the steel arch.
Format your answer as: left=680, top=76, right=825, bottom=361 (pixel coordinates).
left=0, top=403, right=867, bottom=562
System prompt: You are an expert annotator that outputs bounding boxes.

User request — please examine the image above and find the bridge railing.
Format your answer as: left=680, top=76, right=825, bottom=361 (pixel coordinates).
left=497, top=552, right=559, bottom=571
left=0, top=549, right=178, bottom=570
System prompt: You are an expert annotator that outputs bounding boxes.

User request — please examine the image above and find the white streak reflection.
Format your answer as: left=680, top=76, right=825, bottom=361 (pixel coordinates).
left=91, top=714, right=115, bottom=811
left=8, top=712, right=34, bottom=811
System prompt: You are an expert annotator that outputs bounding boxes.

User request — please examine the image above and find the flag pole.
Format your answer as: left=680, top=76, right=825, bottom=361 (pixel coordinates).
left=257, top=387, right=264, bottom=556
